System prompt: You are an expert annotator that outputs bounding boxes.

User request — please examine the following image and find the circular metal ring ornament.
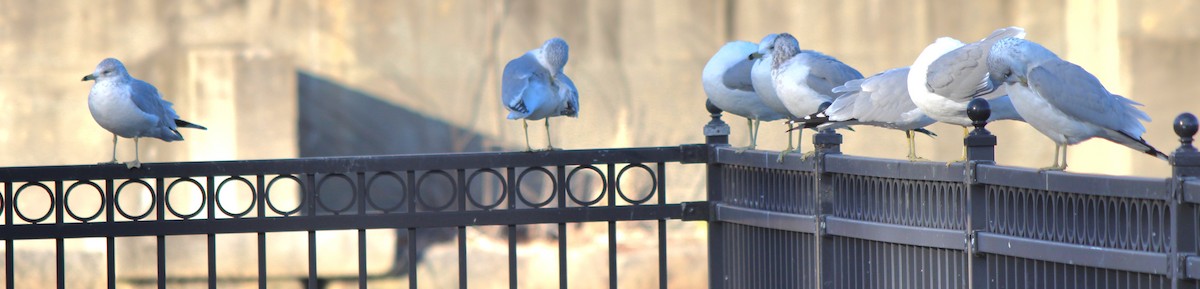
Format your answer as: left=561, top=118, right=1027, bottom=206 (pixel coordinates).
left=265, top=175, right=304, bottom=216
left=466, top=169, right=507, bottom=210
left=216, top=176, right=257, bottom=218
left=416, top=170, right=457, bottom=211
left=515, top=167, right=556, bottom=208
left=366, top=172, right=406, bottom=213
left=616, top=163, right=657, bottom=205
left=315, top=174, right=356, bottom=214
left=566, top=165, right=606, bottom=206
left=165, top=178, right=206, bottom=219
left=65, top=181, right=105, bottom=222
left=115, top=179, right=156, bottom=221
left=15, top=182, right=54, bottom=223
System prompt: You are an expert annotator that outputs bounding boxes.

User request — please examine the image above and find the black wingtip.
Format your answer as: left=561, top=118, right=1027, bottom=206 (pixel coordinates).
left=913, top=128, right=938, bottom=138
left=175, top=119, right=208, bottom=130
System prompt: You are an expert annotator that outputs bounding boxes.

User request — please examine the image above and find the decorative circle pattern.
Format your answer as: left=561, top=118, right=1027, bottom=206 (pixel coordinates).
left=115, top=180, right=156, bottom=221
left=165, top=178, right=206, bottom=219
left=65, top=181, right=104, bottom=222
left=516, top=167, right=556, bottom=208
left=15, top=182, right=54, bottom=223
left=616, top=163, right=657, bottom=205
left=466, top=169, right=507, bottom=210
left=566, top=165, right=606, bottom=206
left=216, top=177, right=256, bottom=218
left=316, top=174, right=356, bottom=214
left=366, top=172, right=406, bottom=213
left=266, top=175, right=304, bottom=216
left=416, top=170, right=456, bottom=211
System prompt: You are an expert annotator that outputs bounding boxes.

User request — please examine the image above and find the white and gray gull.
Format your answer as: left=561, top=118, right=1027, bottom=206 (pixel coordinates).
left=82, top=58, right=207, bottom=169
left=910, top=27, right=1027, bottom=162
left=750, top=33, right=863, bottom=161
left=703, top=41, right=788, bottom=152
left=987, top=37, right=1167, bottom=171
left=798, top=67, right=937, bottom=161
left=501, top=37, right=579, bottom=152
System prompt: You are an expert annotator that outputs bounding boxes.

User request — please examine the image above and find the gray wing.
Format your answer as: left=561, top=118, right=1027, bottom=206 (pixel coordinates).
left=1027, top=60, right=1150, bottom=135
left=924, top=42, right=992, bottom=101
left=721, top=58, right=756, bottom=92
left=129, top=79, right=180, bottom=129
left=558, top=74, right=579, bottom=117
left=828, top=67, right=917, bottom=123
left=501, top=52, right=546, bottom=114
left=799, top=51, right=864, bottom=96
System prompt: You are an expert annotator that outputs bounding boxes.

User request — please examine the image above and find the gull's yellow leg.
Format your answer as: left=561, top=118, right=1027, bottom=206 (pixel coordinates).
left=736, top=118, right=754, bottom=153
left=544, top=119, right=556, bottom=151
left=522, top=120, right=533, bottom=152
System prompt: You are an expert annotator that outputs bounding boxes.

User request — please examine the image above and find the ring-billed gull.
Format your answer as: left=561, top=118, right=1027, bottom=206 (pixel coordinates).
left=501, top=37, right=579, bottom=152
left=703, top=41, right=787, bottom=152
left=751, top=33, right=863, bottom=161
left=910, top=27, right=1026, bottom=162
left=82, top=58, right=207, bottom=169
left=987, top=37, right=1167, bottom=170
left=798, top=67, right=937, bottom=161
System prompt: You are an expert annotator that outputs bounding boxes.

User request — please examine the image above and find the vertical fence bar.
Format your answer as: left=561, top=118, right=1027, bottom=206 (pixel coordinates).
left=54, top=181, right=64, bottom=289
left=964, top=99, right=996, bottom=289
left=1170, top=113, right=1199, bottom=289
left=703, top=101, right=729, bottom=289
left=457, top=169, right=467, bottom=289
left=507, top=167, right=517, bottom=289
left=607, top=163, right=618, bottom=289
left=256, top=175, right=266, bottom=289
left=5, top=181, right=12, bottom=289
left=813, top=127, right=843, bottom=289
left=557, top=165, right=568, bottom=289
left=657, top=162, right=667, bottom=289
left=407, top=170, right=418, bottom=289
left=307, top=173, right=318, bottom=289
left=207, top=176, right=217, bottom=289
left=105, top=179, right=115, bottom=289
left=157, top=178, right=166, bottom=289
left=357, top=172, right=368, bottom=289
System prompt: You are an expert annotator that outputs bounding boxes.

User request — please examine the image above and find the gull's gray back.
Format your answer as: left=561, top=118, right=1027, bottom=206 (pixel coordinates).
left=796, top=50, right=864, bottom=97
left=501, top=52, right=548, bottom=114
left=926, top=27, right=1026, bottom=101
left=1028, top=60, right=1149, bottom=136
left=129, top=79, right=184, bottom=140
left=722, top=58, right=756, bottom=92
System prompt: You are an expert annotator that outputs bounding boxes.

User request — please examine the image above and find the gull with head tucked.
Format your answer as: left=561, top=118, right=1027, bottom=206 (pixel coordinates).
left=82, top=58, right=207, bottom=169
left=501, top=37, right=579, bottom=152
left=987, top=37, right=1166, bottom=171
left=703, top=41, right=788, bottom=152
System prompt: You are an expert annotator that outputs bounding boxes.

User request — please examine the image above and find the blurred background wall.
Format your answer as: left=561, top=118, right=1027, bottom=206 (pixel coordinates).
left=1, top=0, right=1198, bottom=288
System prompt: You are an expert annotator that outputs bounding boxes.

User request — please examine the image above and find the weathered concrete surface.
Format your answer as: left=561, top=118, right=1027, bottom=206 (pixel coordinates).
left=2, top=0, right=1199, bottom=288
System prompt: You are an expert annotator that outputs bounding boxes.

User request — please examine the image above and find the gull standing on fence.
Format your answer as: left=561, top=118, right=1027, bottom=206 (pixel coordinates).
left=704, top=41, right=788, bottom=152
left=796, top=67, right=937, bottom=161
left=910, top=27, right=1026, bottom=162
left=502, top=37, right=579, bottom=152
left=987, top=37, right=1167, bottom=170
left=82, top=58, right=207, bottom=169
left=750, top=33, right=863, bottom=161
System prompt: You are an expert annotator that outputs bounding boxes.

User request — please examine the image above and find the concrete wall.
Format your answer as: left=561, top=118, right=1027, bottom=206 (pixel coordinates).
left=1, top=0, right=1199, bottom=288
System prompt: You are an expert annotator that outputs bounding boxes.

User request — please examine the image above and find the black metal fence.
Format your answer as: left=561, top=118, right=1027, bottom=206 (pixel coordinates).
left=3, top=99, right=1200, bottom=289
left=703, top=100, right=1200, bottom=289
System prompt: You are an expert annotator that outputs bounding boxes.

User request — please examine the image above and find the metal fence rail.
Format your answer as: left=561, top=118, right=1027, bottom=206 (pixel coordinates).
left=702, top=100, right=1200, bottom=289
left=0, top=146, right=708, bottom=289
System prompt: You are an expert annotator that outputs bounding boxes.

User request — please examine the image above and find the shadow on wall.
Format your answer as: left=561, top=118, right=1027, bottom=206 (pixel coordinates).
left=296, top=71, right=477, bottom=275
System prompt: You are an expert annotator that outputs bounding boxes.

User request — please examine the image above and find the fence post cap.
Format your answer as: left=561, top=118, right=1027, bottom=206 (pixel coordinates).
left=706, top=99, right=723, bottom=115
left=967, top=98, right=991, bottom=129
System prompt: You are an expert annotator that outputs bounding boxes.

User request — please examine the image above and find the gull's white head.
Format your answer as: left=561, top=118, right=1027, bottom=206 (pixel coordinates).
left=82, top=58, right=129, bottom=82
left=986, top=37, right=1031, bottom=87
left=747, top=33, right=779, bottom=61
left=769, top=33, right=802, bottom=68
left=539, top=37, right=570, bottom=76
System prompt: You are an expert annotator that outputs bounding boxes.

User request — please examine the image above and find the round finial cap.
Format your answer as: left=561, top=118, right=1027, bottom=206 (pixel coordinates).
left=1175, top=113, right=1198, bottom=139
left=706, top=99, right=723, bottom=114
left=967, top=98, right=991, bottom=123
left=817, top=101, right=832, bottom=113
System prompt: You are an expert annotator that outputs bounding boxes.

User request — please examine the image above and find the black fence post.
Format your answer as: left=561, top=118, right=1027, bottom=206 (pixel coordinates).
left=963, top=98, right=995, bottom=289
left=1170, top=113, right=1199, bottom=288
left=704, top=100, right=729, bottom=289
left=812, top=127, right=841, bottom=289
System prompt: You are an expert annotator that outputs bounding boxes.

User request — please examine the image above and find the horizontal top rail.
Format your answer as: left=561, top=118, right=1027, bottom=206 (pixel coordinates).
left=976, top=164, right=1170, bottom=201
left=711, top=146, right=816, bottom=171
left=0, top=145, right=704, bottom=182
left=1185, top=179, right=1200, bottom=204
left=824, top=154, right=965, bottom=183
